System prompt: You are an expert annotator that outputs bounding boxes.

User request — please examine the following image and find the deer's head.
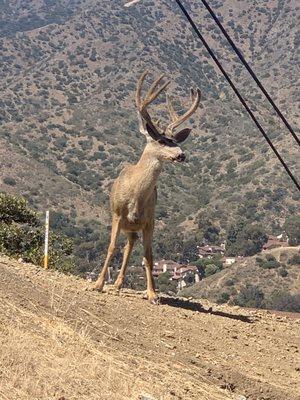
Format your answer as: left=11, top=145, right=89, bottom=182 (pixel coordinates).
left=136, top=71, right=201, bottom=163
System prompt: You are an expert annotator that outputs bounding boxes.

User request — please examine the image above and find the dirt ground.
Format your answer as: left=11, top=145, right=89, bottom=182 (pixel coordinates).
left=0, top=256, right=299, bottom=400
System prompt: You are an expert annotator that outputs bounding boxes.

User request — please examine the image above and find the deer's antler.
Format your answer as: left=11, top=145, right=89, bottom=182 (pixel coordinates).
left=165, top=88, right=201, bottom=137
left=136, top=71, right=170, bottom=140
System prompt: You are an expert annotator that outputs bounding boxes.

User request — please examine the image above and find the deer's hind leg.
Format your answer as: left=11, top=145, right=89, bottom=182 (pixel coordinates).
left=114, top=232, right=138, bottom=290
left=94, top=214, right=121, bottom=292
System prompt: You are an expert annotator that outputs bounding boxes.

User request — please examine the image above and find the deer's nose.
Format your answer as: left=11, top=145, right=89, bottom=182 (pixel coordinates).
left=176, top=153, right=186, bottom=162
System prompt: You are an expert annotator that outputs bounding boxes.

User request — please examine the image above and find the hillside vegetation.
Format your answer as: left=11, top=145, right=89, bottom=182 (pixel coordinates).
left=180, top=246, right=300, bottom=311
left=0, top=0, right=299, bottom=272
left=0, top=255, right=299, bottom=400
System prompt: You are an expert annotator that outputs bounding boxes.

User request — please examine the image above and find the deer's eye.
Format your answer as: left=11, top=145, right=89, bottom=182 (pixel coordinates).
left=157, top=139, right=166, bottom=146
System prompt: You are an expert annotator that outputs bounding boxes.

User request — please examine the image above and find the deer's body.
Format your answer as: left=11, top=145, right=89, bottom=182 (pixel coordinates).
left=94, top=72, right=200, bottom=303
left=111, top=147, right=161, bottom=230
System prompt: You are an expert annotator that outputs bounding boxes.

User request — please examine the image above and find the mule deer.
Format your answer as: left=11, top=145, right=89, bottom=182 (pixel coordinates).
left=94, top=71, right=201, bottom=303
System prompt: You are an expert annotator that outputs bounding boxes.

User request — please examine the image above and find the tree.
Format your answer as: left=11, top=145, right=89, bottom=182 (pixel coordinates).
left=226, top=221, right=268, bottom=256
left=194, top=256, right=223, bottom=278
left=283, top=215, right=300, bottom=246
left=197, top=211, right=220, bottom=245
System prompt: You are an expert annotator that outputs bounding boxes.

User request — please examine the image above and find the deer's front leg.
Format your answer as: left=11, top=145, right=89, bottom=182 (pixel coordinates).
left=94, top=214, right=121, bottom=292
left=142, top=221, right=157, bottom=304
left=114, top=232, right=138, bottom=290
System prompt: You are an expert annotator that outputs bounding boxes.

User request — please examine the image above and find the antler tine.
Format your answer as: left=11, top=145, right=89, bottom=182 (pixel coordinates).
left=135, top=70, right=148, bottom=110
left=136, top=71, right=170, bottom=111
left=190, top=88, right=196, bottom=101
left=136, top=71, right=170, bottom=139
left=147, top=74, right=165, bottom=98
left=166, top=88, right=201, bottom=136
left=166, top=94, right=179, bottom=123
left=144, top=79, right=171, bottom=108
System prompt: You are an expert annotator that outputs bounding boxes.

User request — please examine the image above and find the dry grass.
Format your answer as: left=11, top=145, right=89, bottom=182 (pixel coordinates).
left=1, top=256, right=298, bottom=400
left=0, top=299, right=142, bottom=400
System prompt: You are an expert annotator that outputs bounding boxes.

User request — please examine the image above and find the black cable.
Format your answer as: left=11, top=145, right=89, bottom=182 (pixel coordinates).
left=174, top=0, right=300, bottom=192
left=198, top=0, right=300, bottom=147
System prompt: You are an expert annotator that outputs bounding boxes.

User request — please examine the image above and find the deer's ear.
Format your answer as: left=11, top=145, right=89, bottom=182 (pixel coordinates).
left=145, top=122, right=163, bottom=141
left=173, top=128, right=191, bottom=143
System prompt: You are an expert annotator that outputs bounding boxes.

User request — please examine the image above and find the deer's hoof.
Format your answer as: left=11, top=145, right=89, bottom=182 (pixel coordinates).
left=114, top=279, right=123, bottom=291
left=93, top=281, right=105, bottom=292
left=148, top=293, right=159, bottom=305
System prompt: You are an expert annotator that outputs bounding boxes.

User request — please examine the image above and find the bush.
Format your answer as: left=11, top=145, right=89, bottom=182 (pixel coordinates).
left=288, top=253, right=300, bottom=265
left=204, top=263, right=221, bottom=277
left=0, top=192, right=75, bottom=272
left=266, top=254, right=276, bottom=261
left=3, top=176, right=16, bottom=186
left=256, top=254, right=281, bottom=269
left=224, top=278, right=235, bottom=286
left=156, top=271, right=177, bottom=294
left=283, top=216, right=300, bottom=245
left=261, top=259, right=281, bottom=269
left=0, top=193, right=38, bottom=225
left=277, top=267, right=288, bottom=277
left=234, top=284, right=264, bottom=308
left=216, top=292, right=230, bottom=304
left=265, top=291, right=300, bottom=312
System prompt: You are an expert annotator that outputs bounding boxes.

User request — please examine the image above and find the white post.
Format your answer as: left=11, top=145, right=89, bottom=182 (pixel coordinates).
left=44, top=210, right=50, bottom=269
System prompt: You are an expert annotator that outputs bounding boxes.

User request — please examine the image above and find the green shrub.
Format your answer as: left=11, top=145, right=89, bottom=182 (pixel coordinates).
left=234, top=284, right=264, bottom=308
left=283, top=216, right=300, bottom=245
left=266, top=254, right=276, bottom=262
left=204, top=263, right=221, bottom=277
left=0, top=192, right=75, bottom=272
left=288, top=253, right=300, bottom=265
left=261, top=259, right=281, bottom=269
left=224, top=278, right=235, bottom=286
left=277, top=267, right=288, bottom=277
left=0, top=193, right=38, bottom=225
left=265, top=291, right=300, bottom=312
left=3, top=176, right=16, bottom=186
left=256, top=257, right=263, bottom=266
left=156, top=271, right=177, bottom=294
left=216, top=292, right=230, bottom=304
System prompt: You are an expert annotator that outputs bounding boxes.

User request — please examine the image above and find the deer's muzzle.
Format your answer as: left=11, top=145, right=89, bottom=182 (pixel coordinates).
left=175, top=153, right=186, bottom=162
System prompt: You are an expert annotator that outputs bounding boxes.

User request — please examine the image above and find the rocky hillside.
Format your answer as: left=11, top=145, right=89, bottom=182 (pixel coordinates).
left=1, top=255, right=299, bottom=400
left=0, top=0, right=299, bottom=267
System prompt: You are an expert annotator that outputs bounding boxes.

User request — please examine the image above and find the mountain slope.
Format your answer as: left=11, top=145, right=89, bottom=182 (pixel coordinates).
left=0, top=0, right=299, bottom=268
left=0, top=255, right=299, bottom=400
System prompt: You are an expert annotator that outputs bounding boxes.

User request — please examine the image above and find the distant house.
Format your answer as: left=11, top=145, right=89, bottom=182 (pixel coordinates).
left=223, top=257, right=236, bottom=266
left=153, top=259, right=181, bottom=277
left=262, top=235, right=288, bottom=251
left=153, top=259, right=200, bottom=289
left=197, top=244, right=225, bottom=259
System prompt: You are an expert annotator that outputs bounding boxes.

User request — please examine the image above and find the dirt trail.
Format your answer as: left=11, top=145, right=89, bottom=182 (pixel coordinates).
left=0, top=256, right=299, bottom=400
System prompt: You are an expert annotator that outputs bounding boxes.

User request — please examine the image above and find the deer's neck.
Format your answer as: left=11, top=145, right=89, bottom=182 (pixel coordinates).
left=135, top=149, right=163, bottom=191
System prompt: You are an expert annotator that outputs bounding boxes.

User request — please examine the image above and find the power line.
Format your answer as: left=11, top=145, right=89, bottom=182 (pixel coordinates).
left=198, top=0, right=300, bottom=147
left=174, top=0, right=300, bottom=192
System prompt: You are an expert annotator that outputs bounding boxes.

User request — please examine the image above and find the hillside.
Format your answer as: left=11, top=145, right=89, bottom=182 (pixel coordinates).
left=180, top=246, right=300, bottom=309
left=0, top=0, right=299, bottom=271
left=0, top=255, right=299, bottom=400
